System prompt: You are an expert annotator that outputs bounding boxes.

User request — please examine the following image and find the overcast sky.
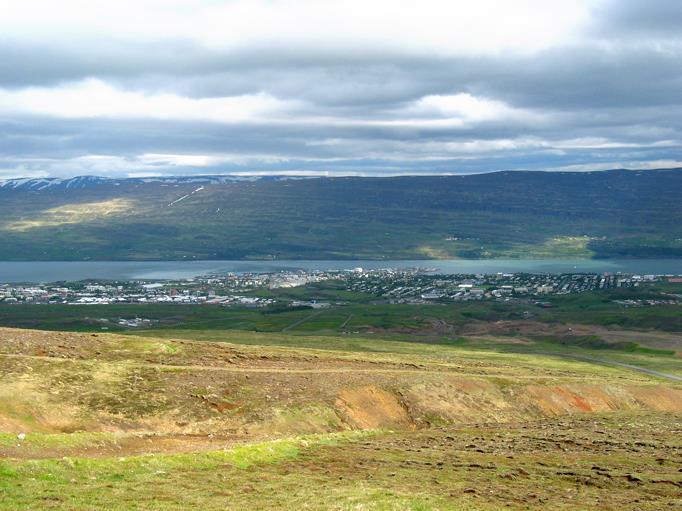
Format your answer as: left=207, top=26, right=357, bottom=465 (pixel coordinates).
left=1, top=0, right=682, bottom=179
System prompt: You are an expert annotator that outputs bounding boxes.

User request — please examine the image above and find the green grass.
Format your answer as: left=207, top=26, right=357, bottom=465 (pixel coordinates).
left=1, top=414, right=680, bottom=510
left=0, top=431, right=380, bottom=510
left=537, top=291, right=682, bottom=331
left=127, top=328, right=676, bottom=382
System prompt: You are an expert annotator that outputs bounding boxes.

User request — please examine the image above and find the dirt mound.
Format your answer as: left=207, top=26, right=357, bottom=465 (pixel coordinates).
left=405, top=380, right=682, bottom=423
left=336, top=385, right=415, bottom=430
left=520, top=384, right=682, bottom=415
left=404, top=379, right=512, bottom=423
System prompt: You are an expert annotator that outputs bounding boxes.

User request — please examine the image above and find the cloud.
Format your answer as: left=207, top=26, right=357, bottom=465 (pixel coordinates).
left=0, top=1, right=589, bottom=55
left=0, top=79, right=299, bottom=122
left=0, top=0, right=681, bottom=178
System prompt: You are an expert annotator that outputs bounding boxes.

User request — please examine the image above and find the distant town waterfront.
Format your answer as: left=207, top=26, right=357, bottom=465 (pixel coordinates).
left=0, top=259, right=681, bottom=283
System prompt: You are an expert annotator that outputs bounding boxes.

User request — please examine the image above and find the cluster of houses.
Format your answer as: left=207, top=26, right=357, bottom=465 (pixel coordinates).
left=0, top=281, right=274, bottom=307
left=341, top=270, right=671, bottom=303
left=0, top=269, right=678, bottom=307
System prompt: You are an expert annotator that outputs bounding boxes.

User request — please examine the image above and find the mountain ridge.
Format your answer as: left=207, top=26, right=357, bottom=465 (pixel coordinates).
left=1, top=168, right=681, bottom=261
left=0, top=174, right=314, bottom=191
left=2, top=167, right=682, bottom=192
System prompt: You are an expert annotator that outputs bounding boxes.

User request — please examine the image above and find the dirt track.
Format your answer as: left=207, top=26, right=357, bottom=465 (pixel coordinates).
left=0, top=352, right=625, bottom=380
left=546, top=352, right=682, bottom=382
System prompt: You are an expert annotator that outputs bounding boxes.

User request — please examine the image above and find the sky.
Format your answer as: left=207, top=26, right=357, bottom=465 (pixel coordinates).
left=1, top=0, right=682, bottom=179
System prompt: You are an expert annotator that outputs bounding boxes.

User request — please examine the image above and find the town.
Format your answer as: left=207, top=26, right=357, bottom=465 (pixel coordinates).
left=1, top=268, right=679, bottom=307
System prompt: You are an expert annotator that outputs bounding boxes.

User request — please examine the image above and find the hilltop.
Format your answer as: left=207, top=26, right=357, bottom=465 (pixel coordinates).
left=1, top=326, right=681, bottom=509
left=1, top=169, right=681, bottom=260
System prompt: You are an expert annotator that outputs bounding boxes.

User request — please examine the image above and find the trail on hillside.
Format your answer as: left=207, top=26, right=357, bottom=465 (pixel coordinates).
left=0, top=352, right=604, bottom=379
left=544, top=352, right=682, bottom=382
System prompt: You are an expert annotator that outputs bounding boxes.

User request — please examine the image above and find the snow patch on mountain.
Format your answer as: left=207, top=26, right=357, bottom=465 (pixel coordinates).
left=0, top=175, right=314, bottom=191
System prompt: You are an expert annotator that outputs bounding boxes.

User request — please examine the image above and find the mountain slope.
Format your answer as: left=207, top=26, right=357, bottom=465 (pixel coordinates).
left=0, top=169, right=681, bottom=260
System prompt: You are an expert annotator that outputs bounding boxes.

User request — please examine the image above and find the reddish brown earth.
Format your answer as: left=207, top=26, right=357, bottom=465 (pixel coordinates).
left=1, top=327, right=680, bottom=449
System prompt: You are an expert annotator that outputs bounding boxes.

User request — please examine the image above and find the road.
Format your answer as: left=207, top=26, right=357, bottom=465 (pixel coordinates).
left=281, top=310, right=326, bottom=332
left=340, top=314, right=353, bottom=329
left=547, top=352, right=682, bottom=382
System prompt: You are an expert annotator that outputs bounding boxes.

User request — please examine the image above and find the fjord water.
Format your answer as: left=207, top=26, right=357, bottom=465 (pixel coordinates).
left=1, top=259, right=681, bottom=283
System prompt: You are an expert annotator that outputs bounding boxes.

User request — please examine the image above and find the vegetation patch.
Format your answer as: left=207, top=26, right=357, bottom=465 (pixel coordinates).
left=2, top=199, right=135, bottom=232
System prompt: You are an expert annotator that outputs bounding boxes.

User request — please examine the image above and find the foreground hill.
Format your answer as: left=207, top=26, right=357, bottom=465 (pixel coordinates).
left=2, top=327, right=681, bottom=436
left=1, top=327, right=681, bottom=509
left=1, top=169, right=682, bottom=260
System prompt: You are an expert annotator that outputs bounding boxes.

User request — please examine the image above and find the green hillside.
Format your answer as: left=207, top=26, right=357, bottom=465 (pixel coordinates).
left=1, top=169, right=681, bottom=260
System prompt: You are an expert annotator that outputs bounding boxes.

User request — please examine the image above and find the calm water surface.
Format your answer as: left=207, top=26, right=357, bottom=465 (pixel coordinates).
left=0, top=259, right=681, bottom=283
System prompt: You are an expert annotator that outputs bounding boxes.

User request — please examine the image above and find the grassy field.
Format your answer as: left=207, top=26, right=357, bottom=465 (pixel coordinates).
left=2, top=414, right=681, bottom=510
left=0, top=325, right=680, bottom=510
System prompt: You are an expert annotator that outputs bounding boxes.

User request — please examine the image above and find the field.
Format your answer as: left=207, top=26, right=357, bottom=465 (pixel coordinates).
left=0, top=326, right=681, bottom=510
left=2, top=413, right=680, bottom=510
left=1, top=281, right=681, bottom=509
left=0, top=302, right=681, bottom=508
